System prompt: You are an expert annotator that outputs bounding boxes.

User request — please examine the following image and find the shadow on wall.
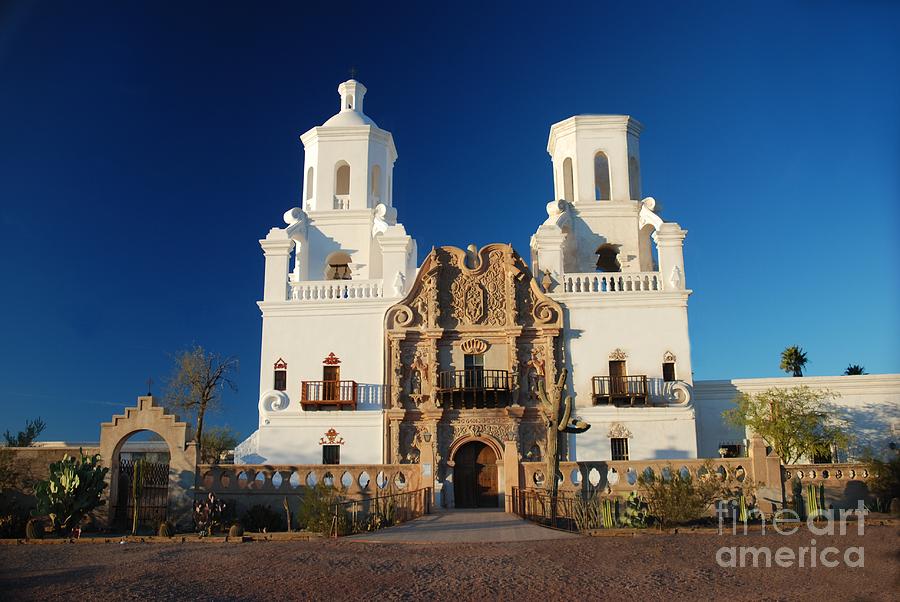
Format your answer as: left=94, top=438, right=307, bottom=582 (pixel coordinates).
left=357, top=384, right=387, bottom=410
left=837, top=403, right=900, bottom=459
left=652, top=449, right=690, bottom=459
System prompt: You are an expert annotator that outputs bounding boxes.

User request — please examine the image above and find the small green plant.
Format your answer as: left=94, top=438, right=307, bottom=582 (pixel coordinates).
left=157, top=521, right=174, bottom=538
left=572, top=491, right=615, bottom=531
left=25, top=518, right=43, bottom=540
left=33, top=449, right=108, bottom=534
left=240, top=504, right=285, bottom=532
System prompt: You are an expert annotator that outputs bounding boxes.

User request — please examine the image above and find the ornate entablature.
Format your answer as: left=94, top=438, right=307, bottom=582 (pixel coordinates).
left=382, top=243, right=563, bottom=463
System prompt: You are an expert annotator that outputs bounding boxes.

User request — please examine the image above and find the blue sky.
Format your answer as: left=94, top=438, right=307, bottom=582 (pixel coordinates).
left=1, top=1, right=898, bottom=442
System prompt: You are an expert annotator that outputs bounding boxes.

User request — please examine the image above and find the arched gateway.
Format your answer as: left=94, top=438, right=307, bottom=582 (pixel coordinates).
left=383, top=244, right=564, bottom=508
left=99, top=396, right=198, bottom=529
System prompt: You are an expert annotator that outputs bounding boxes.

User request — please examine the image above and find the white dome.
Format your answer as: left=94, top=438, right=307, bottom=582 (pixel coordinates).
left=322, top=110, right=377, bottom=128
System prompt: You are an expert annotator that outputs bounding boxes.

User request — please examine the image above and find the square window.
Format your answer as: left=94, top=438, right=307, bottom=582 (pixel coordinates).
left=611, top=437, right=629, bottom=461
left=322, top=445, right=340, bottom=465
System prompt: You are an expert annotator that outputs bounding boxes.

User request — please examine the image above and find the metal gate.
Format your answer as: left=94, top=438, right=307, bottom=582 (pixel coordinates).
left=114, top=459, right=169, bottom=532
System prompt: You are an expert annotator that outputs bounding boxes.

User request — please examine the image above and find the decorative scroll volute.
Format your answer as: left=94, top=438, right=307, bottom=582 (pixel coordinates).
left=385, top=243, right=562, bottom=332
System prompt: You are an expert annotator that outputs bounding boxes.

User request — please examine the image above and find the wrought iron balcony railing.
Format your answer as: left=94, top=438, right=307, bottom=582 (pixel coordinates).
left=436, top=369, right=514, bottom=409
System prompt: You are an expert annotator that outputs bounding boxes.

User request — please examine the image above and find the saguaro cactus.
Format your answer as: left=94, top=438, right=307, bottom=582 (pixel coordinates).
left=536, top=368, right=590, bottom=504
left=131, top=459, right=144, bottom=535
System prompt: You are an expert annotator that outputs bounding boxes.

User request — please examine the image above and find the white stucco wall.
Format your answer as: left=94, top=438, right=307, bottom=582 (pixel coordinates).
left=556, top=293, right=694, bottom=406
left=571, top=406, right=698, bottom=461
left=242, top=412, right=384, bottom=465
left=694, top=374, right=900, bottom=460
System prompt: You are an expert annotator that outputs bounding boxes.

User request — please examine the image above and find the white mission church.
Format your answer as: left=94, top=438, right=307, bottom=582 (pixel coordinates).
left=234, top=79, right=899, bottom=507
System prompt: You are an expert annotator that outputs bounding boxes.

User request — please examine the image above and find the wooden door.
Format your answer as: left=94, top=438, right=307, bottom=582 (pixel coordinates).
left=454, top=441, right=498, bottom=508
left=609, top=360, right=626, bottom=396
left=475, top=445, right=498, bottom=507
left=323, top=365, right=340, bottom=400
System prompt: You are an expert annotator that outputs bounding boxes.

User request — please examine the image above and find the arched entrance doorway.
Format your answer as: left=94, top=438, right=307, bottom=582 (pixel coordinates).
left=111, top=430, right=171, bottom=532
left=453, top=441, right=499, bottom=508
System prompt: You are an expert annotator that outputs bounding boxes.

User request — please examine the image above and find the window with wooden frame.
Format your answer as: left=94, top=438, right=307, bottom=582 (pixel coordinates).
left=274, top=359, right=287, bottom=391
left=662, top=361, right=676, bottom=382
left=322, top=445, right=340, bottom=465
left=610, top=437, right=629, bottom=461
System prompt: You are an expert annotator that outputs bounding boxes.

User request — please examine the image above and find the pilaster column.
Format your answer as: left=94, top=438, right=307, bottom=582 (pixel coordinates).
left=655, top=223, right=687, bottom=291
left=259, top=229, right=294, bottom=302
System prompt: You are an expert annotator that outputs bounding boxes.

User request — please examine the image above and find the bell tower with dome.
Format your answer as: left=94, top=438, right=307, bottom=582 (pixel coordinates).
left=243, top=78, right=418, bottom=466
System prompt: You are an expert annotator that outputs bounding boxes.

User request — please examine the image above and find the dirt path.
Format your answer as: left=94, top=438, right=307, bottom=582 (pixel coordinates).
left=1, top=525, right=897, bottom=601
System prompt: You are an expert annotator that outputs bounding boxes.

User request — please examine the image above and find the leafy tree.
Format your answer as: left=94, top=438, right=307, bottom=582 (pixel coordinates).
left=724, top=386, right=851, bottom=464
left=33, top=450, right=108, bottom=534
left=3, top=418, right=46, bottom=447
left=844, top=364, right=867, bottom=376
left=164, top=346, right=238, bottom=461
left=199, top=426, right=240, bottom=464
left=780, top=345, right=808, bottom=377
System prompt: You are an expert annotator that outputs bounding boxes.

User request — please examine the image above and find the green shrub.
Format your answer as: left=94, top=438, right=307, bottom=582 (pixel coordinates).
left=240, top=504, right=285, bottom=532
left=297, top=483, right=342, bottom=536
left=864, top=452, right=900, bottom=511
left=33, top=449, right=108, bottom=534
left=638, top=463, right=748, bottom=528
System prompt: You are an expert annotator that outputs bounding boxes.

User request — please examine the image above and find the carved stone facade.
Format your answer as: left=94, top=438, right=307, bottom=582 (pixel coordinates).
left=383, top=244, right=562, bottom=498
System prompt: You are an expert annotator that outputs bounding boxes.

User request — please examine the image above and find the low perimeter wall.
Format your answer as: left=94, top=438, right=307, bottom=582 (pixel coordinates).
left=195, top=463, right=422, bottom=517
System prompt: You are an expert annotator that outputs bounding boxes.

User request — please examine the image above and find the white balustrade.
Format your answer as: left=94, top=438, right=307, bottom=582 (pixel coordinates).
left=333, top=195, right=350, bottom=209
left=289, top=279, right=385, bottom=302
left=561, top=272, right=662, bottom=294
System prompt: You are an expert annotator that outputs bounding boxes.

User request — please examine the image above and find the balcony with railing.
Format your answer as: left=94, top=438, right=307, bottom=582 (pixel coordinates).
left=436, top=369, right=514, bottom=409
left=591, top=375, right=649, bottom=406
left=289, top=279, right=385, bottom=302
left=562, top=272, right=661, bottom=295
left=301, top=380, right=358, bottom=410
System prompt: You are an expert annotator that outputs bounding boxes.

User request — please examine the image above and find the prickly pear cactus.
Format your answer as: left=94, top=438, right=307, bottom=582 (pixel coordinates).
left=621, top=491, right=649, bottom=528
left=33, top=449, right=108, bottom=535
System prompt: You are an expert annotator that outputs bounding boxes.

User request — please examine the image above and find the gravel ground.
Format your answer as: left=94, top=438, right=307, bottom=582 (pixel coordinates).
left=0, top=525, right=897, bottom=601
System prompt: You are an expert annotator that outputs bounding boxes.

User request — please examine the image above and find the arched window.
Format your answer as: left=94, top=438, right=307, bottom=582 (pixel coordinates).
left=325, top=251, right=353, bottom=280
left=594, top=152, right=611, bottom=200
left=562, top=157, right=574, bottom=202
left=370, top=165, right=381, bottom=199
left=346, top=94, right=354, bottom=110
left=335, top=163, right=350, bottom=196
left=305, top=167, right=314, bottom=200
left=595, top=243, right=620, bottom=272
